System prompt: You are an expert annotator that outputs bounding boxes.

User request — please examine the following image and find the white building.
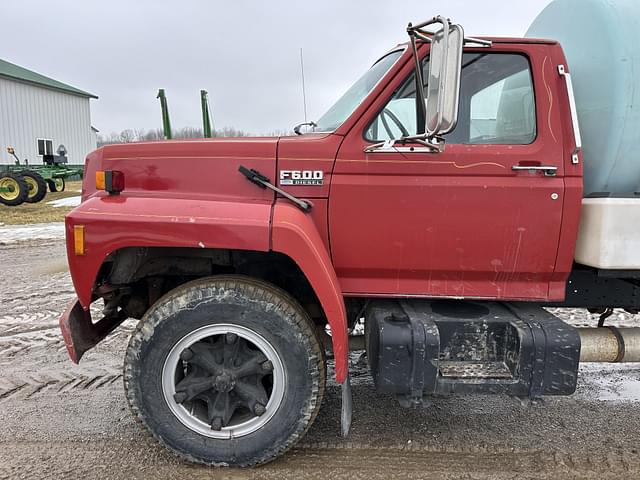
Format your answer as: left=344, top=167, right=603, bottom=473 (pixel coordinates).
left=0, top=58, right=97, bottom=165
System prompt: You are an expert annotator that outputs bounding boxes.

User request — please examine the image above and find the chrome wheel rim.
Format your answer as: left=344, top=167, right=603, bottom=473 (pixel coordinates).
left=162, top=323, right=285, bottom=439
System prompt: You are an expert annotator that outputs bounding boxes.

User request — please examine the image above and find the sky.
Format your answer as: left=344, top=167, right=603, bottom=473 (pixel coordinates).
left=1, top=0, right=554, bottom=136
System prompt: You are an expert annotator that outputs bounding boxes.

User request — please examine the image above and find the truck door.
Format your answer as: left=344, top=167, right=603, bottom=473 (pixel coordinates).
left=329, top=47, right=566, bottom=301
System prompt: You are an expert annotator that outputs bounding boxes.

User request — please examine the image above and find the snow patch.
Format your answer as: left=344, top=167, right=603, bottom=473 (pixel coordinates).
left=0, top=222, right=65, bottom=244
left=47, top=196, right=81, bottom=208
left=576, top=363, right=640, bottom=402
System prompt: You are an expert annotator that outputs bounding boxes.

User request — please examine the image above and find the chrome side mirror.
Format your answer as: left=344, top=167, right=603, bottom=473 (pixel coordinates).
left=423, top=20, right=464, bottom=136
left=365, top=16, right=491, bottom=153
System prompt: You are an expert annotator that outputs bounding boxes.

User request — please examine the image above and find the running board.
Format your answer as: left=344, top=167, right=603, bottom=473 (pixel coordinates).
left=438, top=361, right=513, bottom=379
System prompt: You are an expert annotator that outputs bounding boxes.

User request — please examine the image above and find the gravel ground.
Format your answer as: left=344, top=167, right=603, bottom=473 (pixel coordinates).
left=1, top=235, right=640, bottom=479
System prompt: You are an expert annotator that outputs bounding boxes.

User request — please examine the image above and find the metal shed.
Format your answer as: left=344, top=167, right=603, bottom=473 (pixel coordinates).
left=0, top=58, right=97, bottom=165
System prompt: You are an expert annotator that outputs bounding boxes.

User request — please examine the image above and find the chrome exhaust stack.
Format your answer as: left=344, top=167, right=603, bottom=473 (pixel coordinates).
left=578, top=327, right=640, bottom=363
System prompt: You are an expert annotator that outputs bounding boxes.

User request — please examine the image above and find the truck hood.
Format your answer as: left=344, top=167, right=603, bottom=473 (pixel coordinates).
left=82, top=137, right=279, bottom=204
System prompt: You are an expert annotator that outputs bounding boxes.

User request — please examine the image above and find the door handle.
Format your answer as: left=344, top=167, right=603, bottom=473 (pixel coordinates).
left=511, top=165, right=558, bottom=177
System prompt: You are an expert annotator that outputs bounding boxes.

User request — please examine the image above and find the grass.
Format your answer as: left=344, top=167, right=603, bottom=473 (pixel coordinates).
left=0, top=181, right=82, bottom=225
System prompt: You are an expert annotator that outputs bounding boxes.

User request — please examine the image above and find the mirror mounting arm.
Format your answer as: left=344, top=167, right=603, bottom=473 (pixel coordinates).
left=408, top=26, right=427, bottom=135
left=363, top=135, right=444, bottom=154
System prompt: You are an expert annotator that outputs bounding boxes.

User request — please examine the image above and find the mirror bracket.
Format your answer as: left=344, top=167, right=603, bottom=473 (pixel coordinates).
left=407, top=17, right=492, bottom=48
left=363, top=135, right=444, bottom=154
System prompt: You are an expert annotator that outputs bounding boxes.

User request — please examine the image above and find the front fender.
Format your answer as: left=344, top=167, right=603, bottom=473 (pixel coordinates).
left=271, top=202, right=349, bottom=384
left=65, top=195, right=348, bottom=383
left=66, top=195, right=272, bottom=307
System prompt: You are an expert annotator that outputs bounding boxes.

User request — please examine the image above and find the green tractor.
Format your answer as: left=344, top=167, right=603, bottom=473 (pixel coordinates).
left=0, top=146, right=81, bottom=206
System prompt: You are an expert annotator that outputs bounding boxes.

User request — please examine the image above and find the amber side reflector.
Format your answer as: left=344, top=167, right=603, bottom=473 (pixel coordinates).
left=74, top=225, right=85, bottom=256
left=95, top=171, right=106, bottom=190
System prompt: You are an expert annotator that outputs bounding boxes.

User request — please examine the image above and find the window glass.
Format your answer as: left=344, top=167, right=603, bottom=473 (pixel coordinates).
left=37, top=139, right=53, bottom=156
left=314, top=50, right=403, bottom=132
left=365, top=53, right=536, bottom=145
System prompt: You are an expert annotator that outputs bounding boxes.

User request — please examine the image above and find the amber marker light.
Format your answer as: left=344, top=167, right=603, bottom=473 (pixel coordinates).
left=74, top=225, right=86, bottom=256
left=95, top=171, right=106, bottom=190
left=96, top=170, right=125, bottom=194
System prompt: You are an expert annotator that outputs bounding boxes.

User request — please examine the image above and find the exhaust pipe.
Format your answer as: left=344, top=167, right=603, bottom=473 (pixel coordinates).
left=578, top=327, right=640, bottom=362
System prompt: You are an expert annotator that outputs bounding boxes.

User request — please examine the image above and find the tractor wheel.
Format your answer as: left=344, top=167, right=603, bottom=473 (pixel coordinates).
left=0, top=172, right=28, bottom=206
left=21, top=171, right=48, bottom=203
left=124, top=275, right=326, bottom=467
left=47, top=177, right=65, bottom=192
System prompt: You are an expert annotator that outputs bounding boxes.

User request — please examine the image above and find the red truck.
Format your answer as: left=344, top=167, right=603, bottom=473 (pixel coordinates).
left=59, top=9, right=640, bottom=467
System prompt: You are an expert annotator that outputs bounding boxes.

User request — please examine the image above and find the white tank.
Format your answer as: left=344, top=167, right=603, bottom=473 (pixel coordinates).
left=527, top=0, right=640, bottom=195
left=575, top=196, right=640, bottom=269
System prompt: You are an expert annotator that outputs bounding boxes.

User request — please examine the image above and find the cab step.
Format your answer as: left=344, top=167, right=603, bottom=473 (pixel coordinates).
left=438, top=361, right=513, bottom=379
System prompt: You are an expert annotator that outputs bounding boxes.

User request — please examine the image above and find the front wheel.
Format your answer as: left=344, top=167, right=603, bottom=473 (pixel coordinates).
left=124, top=275, right=326, bottom=467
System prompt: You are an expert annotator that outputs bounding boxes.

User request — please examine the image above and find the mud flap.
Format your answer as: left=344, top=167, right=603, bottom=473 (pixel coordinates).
left=341, top=375, right=353, bottom=436
left=59, top=298, right=127, bottom=363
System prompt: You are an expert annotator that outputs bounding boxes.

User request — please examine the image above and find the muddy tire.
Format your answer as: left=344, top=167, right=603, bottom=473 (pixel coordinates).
left=21, top=171, right=48, bottom=203
left=124, top=275, right=326, bottom=467
left=47, top=177, right=65, bottom=192
left=0, top=172, right=28, bottom=206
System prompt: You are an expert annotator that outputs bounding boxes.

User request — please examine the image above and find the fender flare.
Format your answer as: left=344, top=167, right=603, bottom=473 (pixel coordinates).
left=271, top=202, right=349, bottom=384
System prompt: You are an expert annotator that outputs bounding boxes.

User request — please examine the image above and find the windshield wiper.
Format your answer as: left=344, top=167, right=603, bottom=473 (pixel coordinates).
left=238, top=166, right=312, bottom=212
left=293, top=121, right=317, bottom=135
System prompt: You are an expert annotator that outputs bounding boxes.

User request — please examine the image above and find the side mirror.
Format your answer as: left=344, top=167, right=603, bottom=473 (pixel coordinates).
left=406, top=16, right=464, bottom=145
left=424, top=22, right=463, bottom=136
left=365, top=16, right=489, bottom=153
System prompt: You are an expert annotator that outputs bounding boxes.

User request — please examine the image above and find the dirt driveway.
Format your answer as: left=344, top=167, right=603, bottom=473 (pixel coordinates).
left=1, top=234, right=640, bottom=479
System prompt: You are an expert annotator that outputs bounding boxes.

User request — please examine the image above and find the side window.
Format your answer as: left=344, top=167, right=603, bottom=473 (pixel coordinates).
left=365, top=53, right=536, bottom=145
left=37, top=138, right=54, bottom=156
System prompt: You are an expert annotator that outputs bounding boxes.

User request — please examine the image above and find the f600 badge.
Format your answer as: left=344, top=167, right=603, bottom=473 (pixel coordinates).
left=279, top=170, right=323, bottom=186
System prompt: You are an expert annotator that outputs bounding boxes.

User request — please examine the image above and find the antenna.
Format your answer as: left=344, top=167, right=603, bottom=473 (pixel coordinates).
left=299, top=47, right=308, bottom=123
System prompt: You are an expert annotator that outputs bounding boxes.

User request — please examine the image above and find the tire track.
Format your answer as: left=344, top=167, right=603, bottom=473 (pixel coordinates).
left=0, top=319, right=136, bottom=359
left=0, top=367, right=123, bottom=402
left=0, top=441, right=638, bottom=479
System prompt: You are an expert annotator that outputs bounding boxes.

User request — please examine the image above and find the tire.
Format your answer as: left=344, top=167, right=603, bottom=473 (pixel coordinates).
left=124, top=275, right=326, bottom=467
left=0, top=172, right=28, bottom=206
left=21, top=171, right=48, bottom=203
left=47, top=177, right=65, bottom=192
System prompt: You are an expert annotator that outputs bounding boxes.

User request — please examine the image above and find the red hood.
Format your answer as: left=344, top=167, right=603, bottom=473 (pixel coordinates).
left=82, top=137, right=278, bottom=203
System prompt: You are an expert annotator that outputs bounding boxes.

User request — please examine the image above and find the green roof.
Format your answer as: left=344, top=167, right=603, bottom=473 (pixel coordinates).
left=0, top=58, right=97, bottom=99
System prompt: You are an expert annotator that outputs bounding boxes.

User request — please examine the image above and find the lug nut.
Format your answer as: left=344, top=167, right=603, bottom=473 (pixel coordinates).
left=180, top=348, right=193, bottom=361
left=254, top=403, right=266, bottom=416
left=210, top=417, right=223, bottom=431
left=225, top=333, right=238, bottom=344
left=261, top=360, right=273, bottom=372
left=173, top=392, right=188, bottom=404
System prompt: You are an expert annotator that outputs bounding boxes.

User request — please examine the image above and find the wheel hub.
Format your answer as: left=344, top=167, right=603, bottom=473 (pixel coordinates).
left=0, top=178, right=19, bottom=200
left=212, top=372, right=235, bottom=392
left=162, top=324, right=285, bottom=439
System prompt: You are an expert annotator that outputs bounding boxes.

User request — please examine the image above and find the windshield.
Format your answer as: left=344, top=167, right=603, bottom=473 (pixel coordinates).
left=314, top=49, right=404, bottom=132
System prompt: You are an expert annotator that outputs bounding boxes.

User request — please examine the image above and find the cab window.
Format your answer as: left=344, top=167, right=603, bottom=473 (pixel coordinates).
left=365, top=53, right=536, bottom=145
